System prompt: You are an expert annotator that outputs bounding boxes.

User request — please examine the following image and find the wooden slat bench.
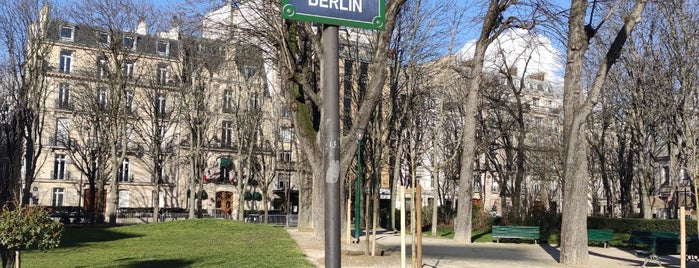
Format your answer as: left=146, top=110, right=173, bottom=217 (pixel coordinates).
left=588, top=229, right=614, bottom=248
left=492, top=225, right=540, bottom=244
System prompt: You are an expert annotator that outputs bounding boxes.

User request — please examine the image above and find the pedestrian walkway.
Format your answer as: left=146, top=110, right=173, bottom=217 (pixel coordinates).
left=286, top=228, right=699, bottom=267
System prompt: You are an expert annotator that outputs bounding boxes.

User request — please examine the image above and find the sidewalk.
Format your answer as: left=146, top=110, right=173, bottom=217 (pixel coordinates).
left=286, top=229, right=699, bottom=267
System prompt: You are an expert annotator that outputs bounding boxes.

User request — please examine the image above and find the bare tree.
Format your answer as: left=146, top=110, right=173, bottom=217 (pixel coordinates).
left=558, top=0, right=648, bottom=264
left=174, top=33, right=222, bottom=219
left=453, top=0, right=529, bottom=243
left=0, top=0, right=54, bottom=209
left=132, top=62, right=182, bottom=223
left=67, top=0, right=157, bottom=224
left=66, top=77, right=113, bottom=224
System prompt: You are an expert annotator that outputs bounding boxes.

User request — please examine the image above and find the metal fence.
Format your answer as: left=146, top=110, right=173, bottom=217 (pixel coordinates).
left=52, top=209, right=299, bottom=227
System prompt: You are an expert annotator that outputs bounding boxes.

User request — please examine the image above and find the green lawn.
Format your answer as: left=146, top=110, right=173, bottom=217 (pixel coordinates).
left=23, top=219, right=313, bottom=268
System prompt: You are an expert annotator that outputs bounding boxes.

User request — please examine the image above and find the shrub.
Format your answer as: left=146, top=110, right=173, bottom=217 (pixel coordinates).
left=472, top=204, right=493, bottom=230
left=0, top=205, right=63, bottom=251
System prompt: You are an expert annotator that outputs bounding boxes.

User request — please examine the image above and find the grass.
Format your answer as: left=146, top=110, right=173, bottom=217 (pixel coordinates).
left=22, top=219, right=313, bottom=268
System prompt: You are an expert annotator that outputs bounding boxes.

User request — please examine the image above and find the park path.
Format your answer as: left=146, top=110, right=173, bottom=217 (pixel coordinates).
left=286, top=228, right=699, bottom=267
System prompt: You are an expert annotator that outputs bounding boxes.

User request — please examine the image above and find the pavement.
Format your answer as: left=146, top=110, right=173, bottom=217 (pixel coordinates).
left=286, top=229, right=699, bottom=268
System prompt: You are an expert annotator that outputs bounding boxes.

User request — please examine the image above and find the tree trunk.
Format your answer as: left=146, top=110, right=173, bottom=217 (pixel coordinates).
left=297, top=170, right=313, bottom=230
left=390, top=133, right=405, bottom=232
left=560, top=0, right=647, bottom=264
left=107, top=148, right=120, bottom=225
left=559, top=0, right=591, bottom=263
left=453, top=47, right=485, bottom=243
left=21, top=141, right=34, bottom=206
left=13, top=251, right=18, bottom=268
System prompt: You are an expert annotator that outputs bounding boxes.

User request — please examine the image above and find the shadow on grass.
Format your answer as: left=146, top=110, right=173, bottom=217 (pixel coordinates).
left=120, top=259, right=194, bottom=268
left=60, top=226, right=142, bottom=248
left=471, top=230, right=490, bottom=242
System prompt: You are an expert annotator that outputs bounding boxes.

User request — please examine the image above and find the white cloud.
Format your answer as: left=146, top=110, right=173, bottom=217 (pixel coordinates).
left=457, top=28, right=564, bottom=86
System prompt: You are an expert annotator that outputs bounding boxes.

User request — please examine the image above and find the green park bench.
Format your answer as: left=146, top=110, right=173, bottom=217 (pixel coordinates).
left=588, top=229, right=614, bottom=248
left=625, top=231, right=678, bottom=249
left=637, top=236, right=680, bottom=267
left=492, top=225, right=540, bottom=244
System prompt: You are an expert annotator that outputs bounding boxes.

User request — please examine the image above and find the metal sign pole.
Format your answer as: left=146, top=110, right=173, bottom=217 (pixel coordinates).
left=322, top=24, right=341, bottom=268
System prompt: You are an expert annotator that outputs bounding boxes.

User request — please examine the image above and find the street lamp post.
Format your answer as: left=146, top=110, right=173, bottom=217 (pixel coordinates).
left=355, top=129, right=364, bottom=242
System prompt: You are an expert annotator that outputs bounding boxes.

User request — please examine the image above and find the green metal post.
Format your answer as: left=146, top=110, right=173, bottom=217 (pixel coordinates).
left=355, top=133, right=362, bottom=241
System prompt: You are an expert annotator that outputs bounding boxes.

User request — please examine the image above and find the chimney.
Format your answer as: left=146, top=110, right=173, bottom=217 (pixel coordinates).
left=509, top=67, right=518, bottom=76
left=39, top=4, right=51, bottom=35
left=529, top=72, right=546, bottom=81
left=135, top=20, right=147, bottom=35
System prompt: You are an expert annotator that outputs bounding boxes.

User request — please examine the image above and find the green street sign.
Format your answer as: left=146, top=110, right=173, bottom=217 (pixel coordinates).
left=282, top=0, right=385, bottom=30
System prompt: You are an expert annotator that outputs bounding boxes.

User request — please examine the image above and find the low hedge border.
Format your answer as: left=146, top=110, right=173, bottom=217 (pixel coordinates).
left=587, top=217, right=697, bottom=234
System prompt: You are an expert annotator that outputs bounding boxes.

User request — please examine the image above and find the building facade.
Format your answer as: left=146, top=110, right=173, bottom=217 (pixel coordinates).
left=28, top=5, right=299, bottom=221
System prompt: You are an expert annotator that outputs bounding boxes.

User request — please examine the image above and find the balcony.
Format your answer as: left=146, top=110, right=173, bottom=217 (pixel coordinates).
left=118, top=174, right=134, bottom=183
left=50, top=137, right=74, bottom=147
left=51, top=171, right=72, bottom=180
left=55, top=99, right=73, bottom=110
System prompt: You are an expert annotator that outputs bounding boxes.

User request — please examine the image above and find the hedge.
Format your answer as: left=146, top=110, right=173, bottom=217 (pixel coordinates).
left=587, top=217, right=697, bottom=234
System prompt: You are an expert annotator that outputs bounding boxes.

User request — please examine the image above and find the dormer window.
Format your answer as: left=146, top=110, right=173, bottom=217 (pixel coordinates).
left=60, top=26, right=74, bottom=41
left=98, top=32, right=109, bottom=45
left=157, top=41, right=169, bottom=56
left=245, top=66, right=257, bottom=79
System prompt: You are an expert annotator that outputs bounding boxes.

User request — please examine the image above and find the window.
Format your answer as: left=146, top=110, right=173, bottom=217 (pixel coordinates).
left=280, top=127, right=293, bottom=142
left=98, top=88, right=108, bottom=108
left=158, top=126, right=167, bottom=140
left=155, top=94, right=166, bottom=115
left=220, top=166, right=231, bottom=184
left=223, top=90, right=233, bottom=112
left=98, top=32, right=109, bottom=44
left=157, top=66, right=168, bottom=85
left=52, top=188, right=65, bottom=207
left=534, top=117, right=542, bottom=127
left=221, top=121, right=233, bottom=148
left=55, top=118, right=70, bottom=145
left=491, top=179, right=499, bottom=193
left=220, top=157, right=233, bottom=184
left=118, top=190, right=130, bottom=208
left=663, top=166, right=670, bottom=184
left=118, top=158, right=130, bottom=182
left=125, top=91, right=134, bottom=112
left=533, top=181, right=542, bottom=194
left=98, top=59, right=107, bottom=78
left=59, top=50, right=72, bottom=73
left=123, top=36, right=134, bottom=50
left=53, top=154, right=66, bottom=180
left=280, top=106, right=291, bottom=119
left=249, top=93, right=258, bottom=110
left=473, top=176, right=481, bottom=193
left=277, top=173, right=289, bottom=189
left=123, top=62, right=134, bottom=79
left=157, top=41, right=169, bottom=56
left=58, top=83, right=70, bottom=109
left=532, top=98, right=540, bottom=106
left=245, top=66, right=257, bottom=79
left=60, top=26, right=74, bottom=41
left=278, top=150, right=291, bottom=163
